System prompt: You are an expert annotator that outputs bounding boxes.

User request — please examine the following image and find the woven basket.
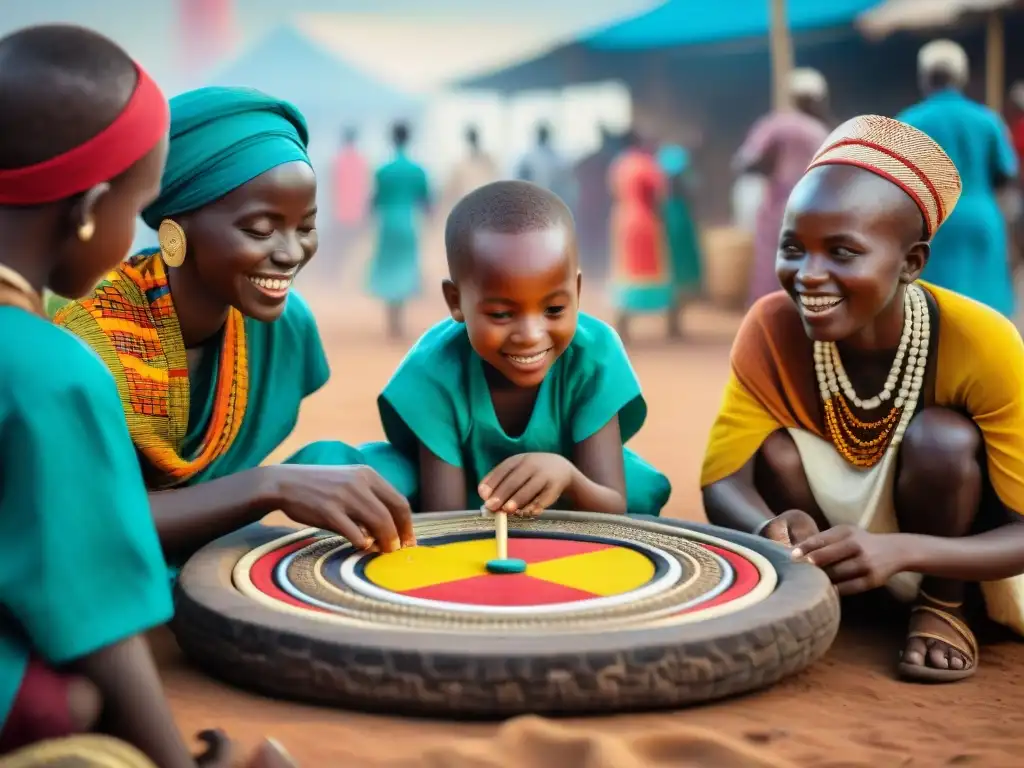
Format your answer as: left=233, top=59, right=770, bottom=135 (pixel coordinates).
left=701, top=226, right=753, bottom=309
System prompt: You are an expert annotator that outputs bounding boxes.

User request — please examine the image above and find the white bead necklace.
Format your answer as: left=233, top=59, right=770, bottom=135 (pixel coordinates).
left=813, top=282, right=929, bottom=450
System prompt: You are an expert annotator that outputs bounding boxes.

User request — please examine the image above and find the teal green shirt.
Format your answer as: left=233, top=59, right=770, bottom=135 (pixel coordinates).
left=181, top=291, right=335, bottom=485
left=0, top=308, right=173, bottom=726
left=378, top=313, right=670, bottom=515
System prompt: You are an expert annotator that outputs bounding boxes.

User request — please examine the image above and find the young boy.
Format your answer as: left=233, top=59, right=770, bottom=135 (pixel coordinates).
left=378, top=180, right=670, bottom=516
left=0, top=24, right=289, bottom=767
left=701, top=114, right=1024, bottom=683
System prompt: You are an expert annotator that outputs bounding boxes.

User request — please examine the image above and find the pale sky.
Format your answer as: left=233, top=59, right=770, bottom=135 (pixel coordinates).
left=0, top=0, right=658, bottom=91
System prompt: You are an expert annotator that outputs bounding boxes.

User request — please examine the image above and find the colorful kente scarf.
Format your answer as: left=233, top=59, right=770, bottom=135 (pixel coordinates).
left=55, top=252, right=248, bottom=488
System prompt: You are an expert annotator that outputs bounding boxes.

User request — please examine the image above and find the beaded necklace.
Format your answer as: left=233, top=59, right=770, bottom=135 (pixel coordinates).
left=814, top=283, right=929, bottom=468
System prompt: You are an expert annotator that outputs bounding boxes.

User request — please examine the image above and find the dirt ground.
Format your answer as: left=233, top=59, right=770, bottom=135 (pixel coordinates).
left=152, top=257, right=1024, bottom=767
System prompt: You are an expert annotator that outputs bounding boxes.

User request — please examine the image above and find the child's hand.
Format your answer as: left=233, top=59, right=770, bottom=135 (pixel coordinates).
left=479, top=453, right=575, bottom=517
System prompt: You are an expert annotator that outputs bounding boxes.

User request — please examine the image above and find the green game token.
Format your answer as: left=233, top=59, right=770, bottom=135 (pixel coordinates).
left=486, top=558, right=527, bottom=574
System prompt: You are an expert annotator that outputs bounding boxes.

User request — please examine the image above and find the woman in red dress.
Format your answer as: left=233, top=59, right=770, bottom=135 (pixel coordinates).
left=606, top=131, right=673, bottom=341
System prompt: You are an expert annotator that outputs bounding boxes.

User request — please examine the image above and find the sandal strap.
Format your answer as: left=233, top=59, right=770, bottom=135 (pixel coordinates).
left=910, top=604, right=979, bottom=661
left=904, top=630, right=975, bottom=664
left=919, top=588, right=963, bottom=609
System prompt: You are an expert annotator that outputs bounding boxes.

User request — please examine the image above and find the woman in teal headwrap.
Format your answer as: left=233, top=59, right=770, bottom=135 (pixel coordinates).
left=657, top=144, right=703, bottom=306
left=56, top=87, right=417, bottom=568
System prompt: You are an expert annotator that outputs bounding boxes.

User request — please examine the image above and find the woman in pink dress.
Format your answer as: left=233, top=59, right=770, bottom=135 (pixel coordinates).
left=330, top=126, right=370, bottom=269
left=734, top=68, right=830, bottom=306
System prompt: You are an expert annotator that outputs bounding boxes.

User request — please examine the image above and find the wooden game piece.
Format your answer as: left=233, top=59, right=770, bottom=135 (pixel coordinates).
left=496, top=510, right=508, bottom=560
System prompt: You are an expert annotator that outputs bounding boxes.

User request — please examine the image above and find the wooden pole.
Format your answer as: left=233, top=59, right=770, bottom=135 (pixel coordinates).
left=986, top=11, right=1005, bottom=113
left=769, top=0, right=795, bottom=111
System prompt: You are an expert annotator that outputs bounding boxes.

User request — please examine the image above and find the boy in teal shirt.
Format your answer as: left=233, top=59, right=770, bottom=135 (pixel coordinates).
left=378, top=180, right=670, bottom=516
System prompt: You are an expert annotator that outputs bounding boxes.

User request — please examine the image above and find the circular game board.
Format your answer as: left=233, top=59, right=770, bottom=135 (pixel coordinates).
left=172, top=511, right=839, bottom=717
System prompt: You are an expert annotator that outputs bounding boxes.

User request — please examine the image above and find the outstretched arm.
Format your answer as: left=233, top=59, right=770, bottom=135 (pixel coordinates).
left=148, top=468, right=277, bottom=562
left=418, top=442, right=468, bottom=511
left=71, top=637, right=203, bottom=768
left=567, top=415, right=627, bottom=514
left=701, top=457, right=775, bottom=533
left=898, top=520, right=1024, bottom=582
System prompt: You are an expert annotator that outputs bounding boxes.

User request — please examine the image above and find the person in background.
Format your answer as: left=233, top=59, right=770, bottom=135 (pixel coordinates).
left=898, top=40, right=1018, bottom=317
left=657, top=144, right=704, bottom=314
left=606, top=130, right=677, bottom=341
left=1009, top=82, right=1024, bottom=163
left=443, top=125, right=499, bottom=213
left=367, top=121, right=431, bottom=340
left=734, top=67, right=830, bottom=307
left=573, top=126, right=624, bottom=280
left=516, top=122, right=576, bottom=211
left=330, top=126, right=369, bottom=273
left=1008, top=81, right=1024, bottom=264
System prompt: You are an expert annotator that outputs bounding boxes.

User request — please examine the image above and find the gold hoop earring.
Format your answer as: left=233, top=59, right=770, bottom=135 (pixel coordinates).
left=77, top=219, right=95, bottom=242
left=158, top=219, right=186, bottom=268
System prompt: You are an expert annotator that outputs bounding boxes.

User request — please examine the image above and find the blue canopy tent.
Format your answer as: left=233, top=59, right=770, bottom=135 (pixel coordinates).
left=584, top=0, right=883, bottom=49
left=458, top=0, right=885, bottom=92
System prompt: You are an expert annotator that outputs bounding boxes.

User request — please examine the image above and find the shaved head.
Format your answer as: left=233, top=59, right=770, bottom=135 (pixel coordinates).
left=444, top=180, right=576, bottom=281
left=0, top=24, right=138, bottom=172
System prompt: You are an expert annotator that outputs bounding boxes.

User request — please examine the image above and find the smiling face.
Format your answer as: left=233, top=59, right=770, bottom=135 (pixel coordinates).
left=775, top=164, right=929, bottom=348
left=176, top=160, right=317, bottom=322
left=443, top=224, right=580, bottom=389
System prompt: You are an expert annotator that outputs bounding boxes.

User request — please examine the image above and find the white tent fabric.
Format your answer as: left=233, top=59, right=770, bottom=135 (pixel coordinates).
left=857, top=0, right=1017, bottom=38
left=295, top=2, right=657, bottom=94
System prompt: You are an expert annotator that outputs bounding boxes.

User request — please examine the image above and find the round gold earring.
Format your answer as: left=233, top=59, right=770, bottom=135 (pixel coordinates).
left=158, top=219, right=186, bottom=268
left=77, top=219, right=95, bottom=242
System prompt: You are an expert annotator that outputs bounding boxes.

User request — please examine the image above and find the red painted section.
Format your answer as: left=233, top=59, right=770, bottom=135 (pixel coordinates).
left=506, top=537, right=612, bottom=564
left=403, top=573, right=599, bottom=606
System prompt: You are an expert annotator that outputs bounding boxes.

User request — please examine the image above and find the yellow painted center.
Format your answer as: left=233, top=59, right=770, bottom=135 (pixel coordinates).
left=363, top=538, right=655, bottom=597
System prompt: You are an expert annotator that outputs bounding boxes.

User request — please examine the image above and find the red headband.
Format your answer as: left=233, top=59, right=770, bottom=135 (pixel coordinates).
left=0, top=63, right=169, bottom=205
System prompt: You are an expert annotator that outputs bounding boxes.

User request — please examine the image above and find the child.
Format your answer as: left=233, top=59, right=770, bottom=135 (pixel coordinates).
left=0, top=24, right=289, bottom=767
left=701, top=114, right=1024, bottom=683
left=378, top=180, right=670, bottom=516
